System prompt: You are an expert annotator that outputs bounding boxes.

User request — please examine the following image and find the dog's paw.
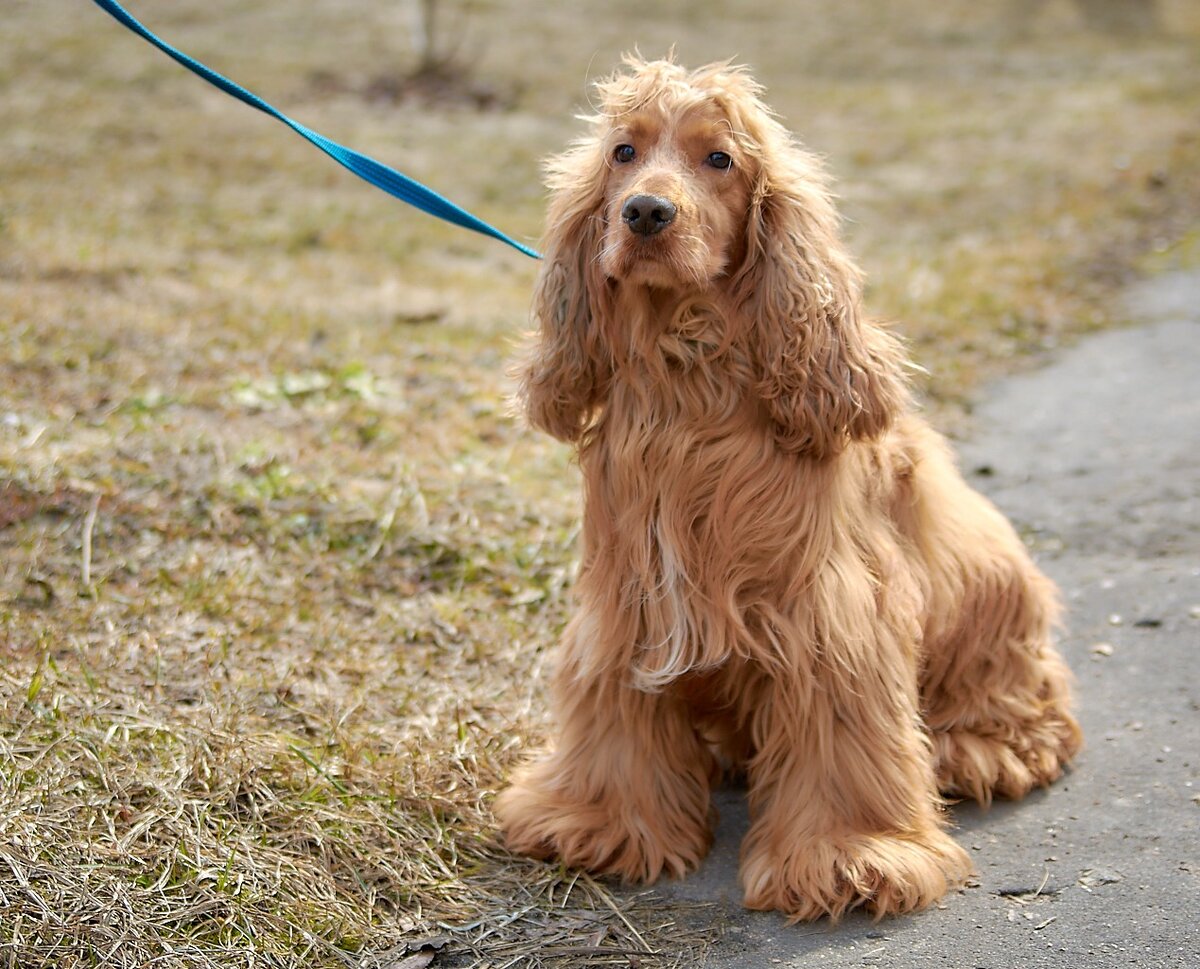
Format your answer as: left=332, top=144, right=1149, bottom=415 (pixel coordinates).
left=934, top=708, right=1082, bottom=804
left=740, top=828, right=972, bottom=921
left=494, top=770, right=713, bottom=883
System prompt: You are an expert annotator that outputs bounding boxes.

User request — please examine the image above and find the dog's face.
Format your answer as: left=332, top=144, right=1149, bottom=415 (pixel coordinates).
left=589, top=67, right=755, bottom=290
left=597, top=101, right=752, bottom=289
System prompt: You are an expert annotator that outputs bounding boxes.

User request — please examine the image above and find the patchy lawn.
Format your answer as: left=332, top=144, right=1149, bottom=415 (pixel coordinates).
left=1, top=1, right=1198, bottom=966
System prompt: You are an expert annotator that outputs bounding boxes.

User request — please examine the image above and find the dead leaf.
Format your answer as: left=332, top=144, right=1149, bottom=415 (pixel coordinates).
left=393, top=950, right=436, bottom=969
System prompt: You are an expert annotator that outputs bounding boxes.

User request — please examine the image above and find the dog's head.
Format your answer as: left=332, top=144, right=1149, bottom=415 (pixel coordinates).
left=527, top=55, right=907, bottom=455
left=543, top=55, right=828, bottom=293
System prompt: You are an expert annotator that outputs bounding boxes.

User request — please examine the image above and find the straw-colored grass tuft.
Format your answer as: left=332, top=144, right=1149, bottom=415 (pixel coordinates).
left=1, top=631, right=714, bottom=967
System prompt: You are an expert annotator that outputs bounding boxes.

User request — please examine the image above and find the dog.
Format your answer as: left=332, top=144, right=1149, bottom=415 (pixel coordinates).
left=495, top=56, right=1082, bottom=921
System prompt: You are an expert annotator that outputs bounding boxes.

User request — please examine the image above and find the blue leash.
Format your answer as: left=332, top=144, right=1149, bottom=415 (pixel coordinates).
left=89, top=0, right=540, bottom=260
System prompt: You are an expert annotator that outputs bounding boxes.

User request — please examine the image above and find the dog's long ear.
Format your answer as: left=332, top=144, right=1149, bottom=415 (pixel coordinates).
left=730, top=144, right=909, bottom=459
left=517, top=139, right=614, bottom=444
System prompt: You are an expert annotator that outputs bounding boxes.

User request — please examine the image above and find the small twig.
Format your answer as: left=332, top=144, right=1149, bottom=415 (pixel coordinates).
left=437, top=905, right=534, bottom=935
left=560, top=869, right=582, bottom=909
left=542, top=945, right=660, bottom=957
left=81, top=494, right=101, bottom=591
left=998, top=869, right=1055, bottom=903
left=580, top=873, right=653, bottom=956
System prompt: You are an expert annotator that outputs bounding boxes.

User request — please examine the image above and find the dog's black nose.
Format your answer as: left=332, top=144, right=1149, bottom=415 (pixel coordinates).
left=621, top=194, right=677, bottom=236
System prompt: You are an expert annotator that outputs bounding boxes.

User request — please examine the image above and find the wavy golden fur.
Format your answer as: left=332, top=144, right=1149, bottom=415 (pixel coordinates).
left=495, top=56, right=1082, bottom=921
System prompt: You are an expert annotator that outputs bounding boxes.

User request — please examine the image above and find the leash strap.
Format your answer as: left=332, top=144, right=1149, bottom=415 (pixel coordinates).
left=90, top=0, right=540, bottom=259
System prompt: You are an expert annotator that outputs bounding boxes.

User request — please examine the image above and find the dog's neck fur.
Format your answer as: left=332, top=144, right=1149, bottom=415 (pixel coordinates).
left=600, top=281, right=743, bottom=379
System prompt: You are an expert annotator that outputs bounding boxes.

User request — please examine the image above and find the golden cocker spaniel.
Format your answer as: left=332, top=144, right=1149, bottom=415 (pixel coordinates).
left=495, top=56, right=1082, bottom=921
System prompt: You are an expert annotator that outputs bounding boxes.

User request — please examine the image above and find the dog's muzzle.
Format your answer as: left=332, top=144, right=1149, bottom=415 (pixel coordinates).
left=622, top=194, right=677, bottom=236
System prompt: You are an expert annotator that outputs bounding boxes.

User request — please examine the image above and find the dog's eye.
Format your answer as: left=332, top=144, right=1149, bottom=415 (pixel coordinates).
left=706, top=151, right=733, bottom=170
left=613, top=144, right=636, bottom=164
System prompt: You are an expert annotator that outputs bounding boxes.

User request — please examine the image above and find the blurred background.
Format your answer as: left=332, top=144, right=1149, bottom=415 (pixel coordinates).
left=1, top=2, right=1198, bottom=967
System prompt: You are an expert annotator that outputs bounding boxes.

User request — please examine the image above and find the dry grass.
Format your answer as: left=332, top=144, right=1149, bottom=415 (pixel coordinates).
left=2, top=1, right=1199, bottom=966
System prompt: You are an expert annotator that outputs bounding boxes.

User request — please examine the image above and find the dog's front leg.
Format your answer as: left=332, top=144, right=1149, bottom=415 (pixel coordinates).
left=494, top=620, right=716, bottom=883
left=737, top=631, right=973, bottom=921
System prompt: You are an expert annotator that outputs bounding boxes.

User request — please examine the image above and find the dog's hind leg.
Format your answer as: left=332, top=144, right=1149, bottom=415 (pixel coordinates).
left=920, top=546, right=1082, bottom=804
left=898, top=424, right=1083, bottom=804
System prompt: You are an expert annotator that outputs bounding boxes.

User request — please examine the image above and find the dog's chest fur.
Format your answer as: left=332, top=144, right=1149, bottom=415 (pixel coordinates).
left=580, top=293, right=852, bottom=687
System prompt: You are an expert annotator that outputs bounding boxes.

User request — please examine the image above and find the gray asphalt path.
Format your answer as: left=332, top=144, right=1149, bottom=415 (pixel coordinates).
left=653, top=271, right=1200, bottom=968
